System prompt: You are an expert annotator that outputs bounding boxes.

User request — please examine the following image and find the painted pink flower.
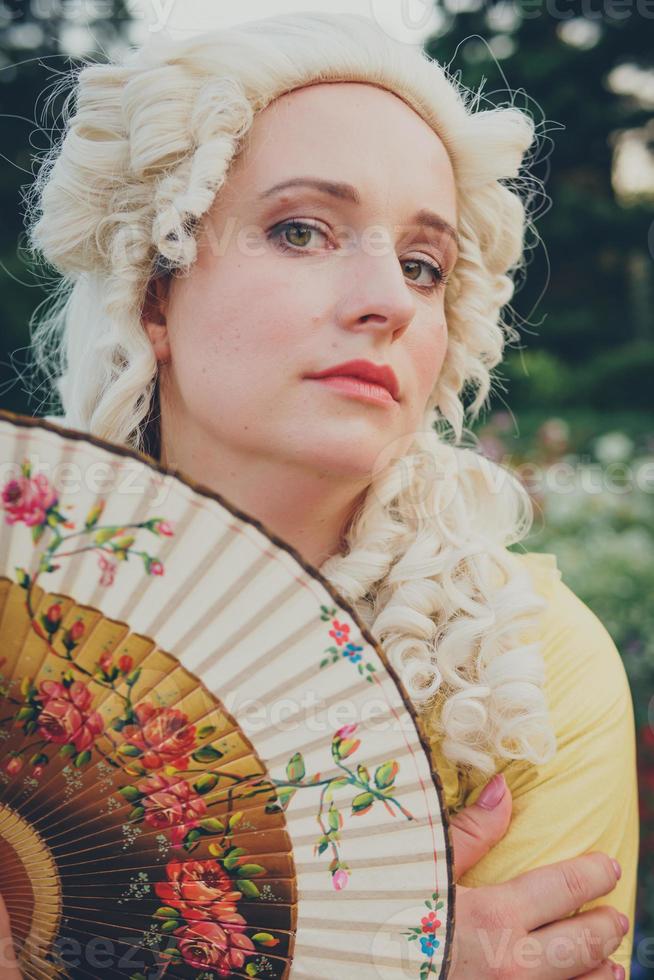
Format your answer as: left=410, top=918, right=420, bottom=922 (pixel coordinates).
left=173, top=919, right=255, bottom=975
left=328, top=619, right=350, bottom=645
left=156, top=520, right=174, bottom=536
left=332, top=869, right=349, bottom=891
left=46, top=604, right=62, bottom=625
left=68, top=620, right=85, bottom=642
left=335, top=724, right=358, bottom=740
left=99, top=652, right=113, bottom=674
left=149, top=559, right=164, bottom=576
left=118, top=654, right=133, bottom=674
left=5, top=757, right=22, bottom=777
left=2, top=472, right=57, bottom=527
left=35, top=680, right=104, bottom=752
left=154, top=859, right=243, bottom=922
left=98, top=553, right=117, bottom=587
left=122, top=703, right=197, bottom=770
left=421, top=911, right=441, bottom=933
left=137, top=772, right=207, bottom=845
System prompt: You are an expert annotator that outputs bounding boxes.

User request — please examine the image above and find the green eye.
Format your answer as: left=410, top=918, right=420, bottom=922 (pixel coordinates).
left=284, top=224, right=314, bottom=247
left=269, top=220, right=328, bottom=252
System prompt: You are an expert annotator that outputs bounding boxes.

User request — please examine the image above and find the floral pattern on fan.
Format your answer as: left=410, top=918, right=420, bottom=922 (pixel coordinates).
left=1, top=450, right=447, bottom=978
left=0, top=575, right=288, bottom=978
left=402, top=891, right=446, bottom=980
left=259, top=723, right=414, bottom=892
left=145, top=857, right=279, bottom=977
left=318, top=604, right=378, bottom=682
left=2, top=459, right=172, bottom=633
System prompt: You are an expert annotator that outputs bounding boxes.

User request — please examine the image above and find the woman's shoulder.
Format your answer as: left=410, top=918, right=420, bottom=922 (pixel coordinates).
left=430, top=549, right=635, bottom=811
left=511, top=549, right=632, bottom=721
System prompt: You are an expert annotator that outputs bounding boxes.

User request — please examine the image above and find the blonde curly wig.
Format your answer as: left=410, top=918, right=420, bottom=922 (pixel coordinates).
left=26, top=11, right=556, bottom=779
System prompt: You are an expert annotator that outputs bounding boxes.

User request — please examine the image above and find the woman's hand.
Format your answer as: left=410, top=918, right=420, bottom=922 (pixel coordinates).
left=448, top=774, right=627, bottom=979
left=0, top=893, right=22, bottom=979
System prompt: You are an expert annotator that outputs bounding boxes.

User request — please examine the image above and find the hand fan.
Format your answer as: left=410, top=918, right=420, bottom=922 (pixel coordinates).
left=0, top=408, right=454, bottom=980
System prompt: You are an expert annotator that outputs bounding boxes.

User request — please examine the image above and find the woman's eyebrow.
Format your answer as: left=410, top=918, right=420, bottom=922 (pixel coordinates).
left=259, top=176, right=459, bottom=255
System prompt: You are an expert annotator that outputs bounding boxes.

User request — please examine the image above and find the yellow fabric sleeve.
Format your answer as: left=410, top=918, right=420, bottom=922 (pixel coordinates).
left=429, top=551, right=639, bottom=977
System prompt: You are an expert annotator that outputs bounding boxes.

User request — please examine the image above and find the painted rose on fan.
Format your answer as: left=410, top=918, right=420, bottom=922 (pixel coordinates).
left=4, top=460, right=174, bottom=645
left=151, top=858, right=277, bottom=975
left=2, top=469, right=59, bottom=527
left=121, top=703, right=197, bottom=769
left=137, top=772, right=208, bottom=844
left=35, top=679, right=104, bottom=752
left=155, top=859, right=243, bottom=922
left=173, top=918, right=256, bottom=974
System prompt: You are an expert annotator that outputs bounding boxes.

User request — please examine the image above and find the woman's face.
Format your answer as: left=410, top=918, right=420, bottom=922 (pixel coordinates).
left=146, top=81, right=458, bottom=482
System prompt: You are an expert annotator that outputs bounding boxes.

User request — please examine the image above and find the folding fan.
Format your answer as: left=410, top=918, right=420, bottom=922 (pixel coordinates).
left=0, top=409, right=454, bottom=980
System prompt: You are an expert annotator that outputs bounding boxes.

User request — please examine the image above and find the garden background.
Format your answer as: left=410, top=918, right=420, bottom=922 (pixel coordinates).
left=0, top=0, right=652, bottom=974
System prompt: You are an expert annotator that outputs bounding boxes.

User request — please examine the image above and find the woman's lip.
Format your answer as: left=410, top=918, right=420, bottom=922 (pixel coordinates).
left=307, top=375, right=398, bottom=405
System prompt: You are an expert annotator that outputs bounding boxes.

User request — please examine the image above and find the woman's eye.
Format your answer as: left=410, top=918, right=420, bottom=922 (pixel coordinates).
left=269, top=220, right=448, bottom=292
left=269, top=220, right=329, bottom=251
left=402, top=258, right=447, bottom=291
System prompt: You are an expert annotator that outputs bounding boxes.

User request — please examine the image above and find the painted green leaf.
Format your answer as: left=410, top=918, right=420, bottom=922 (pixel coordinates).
left=235, top=879, right=260, bottom=899
left=191, top=745, right=223, bottom=764
left=351, top=791, right=375, bottom=815
left=74, top=750, right=92, bottom=768
left=31, top=524, right=46, bottom=545
left=125, top=669, right=141, bottom=687
left=286, top=751, right=305, bottom=783
left=194, top=773, right=219, bottom=794
left=236, top=863, right=265, bottom=878
left=154, top=907, right=179, bottom=919
left=197, top=724, right=217, bottom=739
left=118, top=743, right=142, bottom=757
left=118, top=785, right=142, bottom=802
left=223, top=848, right=248, bottom=870
left=327, top=803, right=341, bottom=832
left=199, top=817, right=226, bottom=833
left=374, top=760, right=399, bottom=790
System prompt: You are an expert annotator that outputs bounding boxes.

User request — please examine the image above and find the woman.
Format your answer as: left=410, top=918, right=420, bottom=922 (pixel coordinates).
left=19, top=11, right=637, bottom=978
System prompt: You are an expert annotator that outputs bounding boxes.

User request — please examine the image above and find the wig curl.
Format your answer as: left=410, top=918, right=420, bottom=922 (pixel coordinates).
left=26, top=11, right=556, bottom=779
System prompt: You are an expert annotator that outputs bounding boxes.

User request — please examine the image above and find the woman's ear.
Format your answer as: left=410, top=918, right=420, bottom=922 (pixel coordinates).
left=141, top=273, right=172, bottom=364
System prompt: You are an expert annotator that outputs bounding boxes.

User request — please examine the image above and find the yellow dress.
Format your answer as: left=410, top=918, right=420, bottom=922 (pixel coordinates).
left=429, top=550, right=639, bottom=978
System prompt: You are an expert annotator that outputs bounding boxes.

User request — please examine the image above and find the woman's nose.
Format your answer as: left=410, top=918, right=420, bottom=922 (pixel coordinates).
left=336, top=239, right=417, bottom=340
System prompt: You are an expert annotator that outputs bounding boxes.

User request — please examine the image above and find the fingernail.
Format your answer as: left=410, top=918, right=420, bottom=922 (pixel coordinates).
left=612, top=964, right=625, bottom=979
left=477, top=773, right=506, bottom=810
left=619, top=914, right=630, bottom=934
left=611, top=859, right=622, bottom=880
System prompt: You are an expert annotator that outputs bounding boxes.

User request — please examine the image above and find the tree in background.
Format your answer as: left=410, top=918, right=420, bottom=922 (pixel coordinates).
left=425, top=0, right=653, bottom=413
left=0, top=0, right=132, bottom=413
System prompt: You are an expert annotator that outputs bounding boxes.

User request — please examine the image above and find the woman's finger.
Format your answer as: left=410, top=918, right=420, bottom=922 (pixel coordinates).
left=504, top=851, right=620, bottom=933
left=526, top=904, right=627, bottom=979
left=577, top=962, right=625, bottom=980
